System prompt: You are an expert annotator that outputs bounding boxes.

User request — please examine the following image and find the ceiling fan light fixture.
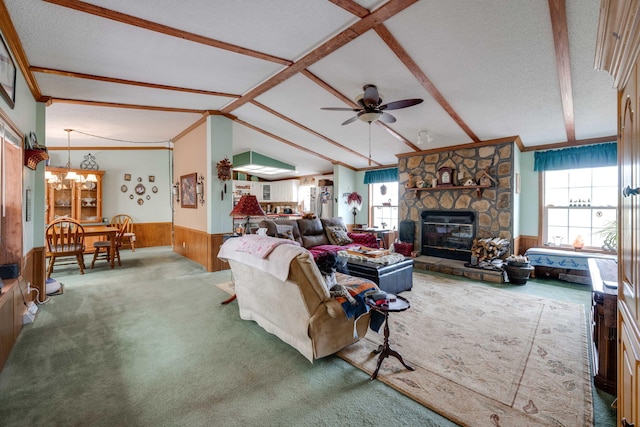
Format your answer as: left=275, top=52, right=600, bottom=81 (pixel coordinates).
left=358, top=111, right=382, bottom=123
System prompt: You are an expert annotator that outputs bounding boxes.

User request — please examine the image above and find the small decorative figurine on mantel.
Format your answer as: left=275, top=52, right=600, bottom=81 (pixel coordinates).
left=405, top=173, right=416, bottom=188
left=478, top=168, right=498, bottom=187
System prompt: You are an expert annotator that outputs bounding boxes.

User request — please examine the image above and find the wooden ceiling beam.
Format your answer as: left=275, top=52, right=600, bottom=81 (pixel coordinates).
left=328, top=0, right=370, bottom=18
left=548, top=0, right=576, bottom=144
left=49, top=98, right=204, bottom=114
left=221, top=0, right=417, bottom=114
left=375, top=24, right=480, bottom=143
left=31, top=66, right=240, bottom=98
left=43, top=0, right=292, bottom=66
left=251, top=100, right=382, bottom=166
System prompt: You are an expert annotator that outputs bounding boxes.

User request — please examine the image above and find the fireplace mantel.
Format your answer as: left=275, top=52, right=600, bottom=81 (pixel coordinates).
left=405, top=184, right=491, bottom=198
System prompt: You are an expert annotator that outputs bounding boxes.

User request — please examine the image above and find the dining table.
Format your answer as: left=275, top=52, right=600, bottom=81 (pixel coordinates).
left=83, top=225, right=120, bottom=269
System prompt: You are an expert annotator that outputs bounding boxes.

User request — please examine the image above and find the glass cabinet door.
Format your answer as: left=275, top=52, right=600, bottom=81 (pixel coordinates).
left=49, top=178, right=75, bottom=221
left=46, top=168, right=103, bottom=224
left=77, top=179, right=100, bottom=221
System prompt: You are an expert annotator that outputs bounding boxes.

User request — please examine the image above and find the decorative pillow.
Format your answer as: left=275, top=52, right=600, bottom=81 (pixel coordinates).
left=325, top=226, right=353, bottom=246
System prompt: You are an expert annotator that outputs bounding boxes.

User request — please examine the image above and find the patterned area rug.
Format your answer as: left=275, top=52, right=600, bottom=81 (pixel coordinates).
left=337, top=274, right=593, bottom=426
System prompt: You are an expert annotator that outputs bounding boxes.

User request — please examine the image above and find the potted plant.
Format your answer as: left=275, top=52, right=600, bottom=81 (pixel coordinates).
left=595, top=220, right=617, bottom=253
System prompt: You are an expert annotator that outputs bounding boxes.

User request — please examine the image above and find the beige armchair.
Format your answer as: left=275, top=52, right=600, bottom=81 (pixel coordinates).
left=218, top=236, right=376, bottom=362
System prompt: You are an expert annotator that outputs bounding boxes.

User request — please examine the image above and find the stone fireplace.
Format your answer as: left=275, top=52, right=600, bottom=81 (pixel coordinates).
left=421, top=210, right=475, bottom=261
left=398, top=139, right=515, bottom=259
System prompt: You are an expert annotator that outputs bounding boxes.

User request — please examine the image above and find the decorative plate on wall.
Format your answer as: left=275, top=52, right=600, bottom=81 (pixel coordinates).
left=152, top=186, right=158, bottom=193
left=121, top=185, right=128, bottom=192
left=135, top=184, right=145, bottom=195
left=137, top=198, right=144, bottom=205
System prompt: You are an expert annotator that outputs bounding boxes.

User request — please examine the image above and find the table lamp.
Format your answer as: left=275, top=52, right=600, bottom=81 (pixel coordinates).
left=347, top=191, right=362, bottom=225
left=230, top=194, right=265, bottom=234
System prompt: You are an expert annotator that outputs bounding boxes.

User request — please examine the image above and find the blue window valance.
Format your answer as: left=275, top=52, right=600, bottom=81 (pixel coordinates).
left=533, top=142, right=617, bottom=171
left=364, top=168, right=398, bottom=184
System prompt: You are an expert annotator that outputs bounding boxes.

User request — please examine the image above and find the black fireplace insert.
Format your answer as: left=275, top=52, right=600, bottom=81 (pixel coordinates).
left=421, top=210, right=475, bottom=261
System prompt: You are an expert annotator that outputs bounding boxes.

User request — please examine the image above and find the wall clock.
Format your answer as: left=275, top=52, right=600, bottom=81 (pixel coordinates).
left=437, top=167, right=452, bottom=187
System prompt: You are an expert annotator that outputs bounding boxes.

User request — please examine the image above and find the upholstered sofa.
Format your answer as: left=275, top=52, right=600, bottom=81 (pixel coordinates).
left=218, top=235, right=378, bottom=362
left=258, top=216, right=378, bottom=259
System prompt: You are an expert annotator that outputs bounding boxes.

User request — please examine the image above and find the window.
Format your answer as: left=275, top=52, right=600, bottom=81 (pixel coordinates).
left=543, top=166, right=617, bottom=249
left=369, top=182, right=398, bottom=230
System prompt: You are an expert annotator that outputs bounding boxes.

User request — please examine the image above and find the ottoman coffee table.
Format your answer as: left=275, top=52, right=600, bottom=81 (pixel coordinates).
left=343, top=257, right=413, bottom=294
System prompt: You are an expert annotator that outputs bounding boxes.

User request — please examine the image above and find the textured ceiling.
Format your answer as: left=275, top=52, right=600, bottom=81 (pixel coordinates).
left=3, top=0, right=617, bottom=179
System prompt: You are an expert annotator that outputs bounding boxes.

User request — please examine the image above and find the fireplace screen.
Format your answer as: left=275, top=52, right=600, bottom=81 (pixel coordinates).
left=421, top=211, right=475, bottom=261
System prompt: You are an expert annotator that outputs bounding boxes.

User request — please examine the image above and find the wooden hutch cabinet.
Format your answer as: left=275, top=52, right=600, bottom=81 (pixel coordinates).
left=597, top=1, right=640, bottom=425
left=45, top=167, right=104, bottom=224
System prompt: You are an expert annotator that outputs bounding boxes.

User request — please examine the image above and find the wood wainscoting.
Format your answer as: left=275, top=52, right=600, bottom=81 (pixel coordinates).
left=173, top=225, right=230, bottom=272
left=130, top=222, right=172, bottom=248
left=23, top=247, right=46, bottom=305
left=513, top=235, right=540, bottom=256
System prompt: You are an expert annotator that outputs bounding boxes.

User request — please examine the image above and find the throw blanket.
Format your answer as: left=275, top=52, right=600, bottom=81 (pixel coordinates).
left=235, top=234, right=300, bottom=258
left=218, top=236, right=305, bottom=281
left=334, top=273, right=384, bottom=332
left=337, top=250, right=406, bottom=265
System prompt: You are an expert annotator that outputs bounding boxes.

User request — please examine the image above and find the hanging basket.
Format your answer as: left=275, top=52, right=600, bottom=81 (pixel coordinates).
left=24, top=149, right=49, bottom=170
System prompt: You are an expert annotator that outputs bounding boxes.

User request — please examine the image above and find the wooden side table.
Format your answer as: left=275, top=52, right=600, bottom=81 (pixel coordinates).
left=365, top=295, right=415, bottom=380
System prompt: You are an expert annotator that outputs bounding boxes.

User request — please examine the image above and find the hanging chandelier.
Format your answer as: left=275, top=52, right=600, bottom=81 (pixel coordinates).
left=64, top=129, right=79, bottom=181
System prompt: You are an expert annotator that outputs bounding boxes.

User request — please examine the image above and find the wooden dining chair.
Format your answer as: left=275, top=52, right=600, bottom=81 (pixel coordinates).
left=91, top=217, right=129, bottom=268
left=46, top=218, right=86, bottom=278
left=110, top=214, right=136, bottom=251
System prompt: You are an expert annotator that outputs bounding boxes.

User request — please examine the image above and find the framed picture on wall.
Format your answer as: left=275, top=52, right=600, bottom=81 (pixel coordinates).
left=180, top=173, right=197, bottom=208
left=0, top=34, right=16, bottom=109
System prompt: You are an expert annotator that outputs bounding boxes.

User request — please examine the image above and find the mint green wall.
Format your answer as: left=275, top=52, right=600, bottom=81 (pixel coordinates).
left=518, top=151, right=538, bottom=236
left=46, top=149, right=173, bottom=223
left=207, top=115, right=233, bottom=234
left=513, top=147, right=521, bottom=238
left=333, top=165, right=369, bottom=225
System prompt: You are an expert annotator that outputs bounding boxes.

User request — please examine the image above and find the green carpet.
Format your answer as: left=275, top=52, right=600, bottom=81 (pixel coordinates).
left=0, top=247, right=616, bottom=426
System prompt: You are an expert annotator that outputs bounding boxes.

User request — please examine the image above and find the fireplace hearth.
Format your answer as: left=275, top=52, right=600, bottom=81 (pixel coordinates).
left=421, top=210, right=475, bottom=261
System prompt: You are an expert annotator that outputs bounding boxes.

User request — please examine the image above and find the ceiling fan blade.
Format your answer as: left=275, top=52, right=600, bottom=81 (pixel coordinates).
left=362, top=84, right=380, bottom=109
left=379, top=98, right=424, bottom=111
left=379, top=112, right=396, bottom=123
left=341, top=116, right=359, bottom=125
left=321, top=107, right=361, bottom=111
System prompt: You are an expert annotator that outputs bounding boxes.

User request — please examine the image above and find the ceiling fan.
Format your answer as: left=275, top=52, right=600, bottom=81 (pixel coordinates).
left=321, top=84, right=423, bottom=125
